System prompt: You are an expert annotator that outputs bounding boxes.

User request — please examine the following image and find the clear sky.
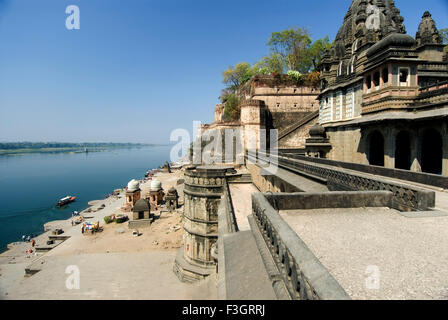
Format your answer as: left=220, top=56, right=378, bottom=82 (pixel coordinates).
left=0, top=0, right=447, bottom=144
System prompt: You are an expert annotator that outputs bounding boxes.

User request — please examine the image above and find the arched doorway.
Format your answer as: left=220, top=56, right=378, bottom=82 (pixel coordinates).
left=368, top=130, right=384, bottom=166
left=421, top=129, right=443, bottom=174
left=395, top=131, right=411, bottom=170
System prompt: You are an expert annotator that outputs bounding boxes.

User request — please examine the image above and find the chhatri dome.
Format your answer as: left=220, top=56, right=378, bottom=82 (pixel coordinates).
left=127, top=179, right=140, bottom=192
left=150, top=179, right=162, bottom=191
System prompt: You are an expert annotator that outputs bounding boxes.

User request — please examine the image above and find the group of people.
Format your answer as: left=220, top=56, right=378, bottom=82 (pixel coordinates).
left=21, top=235, right=32, bottom=242
left=22, top=235, right=36, bottom=250
left=81, top=221, right=100, bottom=234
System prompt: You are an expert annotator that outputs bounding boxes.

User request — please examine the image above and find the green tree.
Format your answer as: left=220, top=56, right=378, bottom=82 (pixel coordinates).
left=222, top=62, right=253, bottom=92
left=440, top=28, right=448, bottom=52
left=267, top=27, right=312, bottom=73
left=222, top=93, right=241, bottom=121
left=307, top=36, right=332, bottom=71
left=252, top=53, right=284, bottom=75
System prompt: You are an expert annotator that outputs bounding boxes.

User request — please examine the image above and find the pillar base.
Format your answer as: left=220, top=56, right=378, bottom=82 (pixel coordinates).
left=173, top=248, right=215, bottom=283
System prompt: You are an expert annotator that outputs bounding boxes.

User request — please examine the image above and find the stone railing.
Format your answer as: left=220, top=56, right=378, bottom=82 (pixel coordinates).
left=251, top=152, right=435, bottom=212
left=221, top=179, right=238, bottom=233
left=419, top=81, right=448, bottom=93
left=251, top=192, right=350, bottom=300
left=415, top=81, right=448, bottom=107
left=217, top=178, right=239, bottom=298
left=278, top=151, right=448, bottom=189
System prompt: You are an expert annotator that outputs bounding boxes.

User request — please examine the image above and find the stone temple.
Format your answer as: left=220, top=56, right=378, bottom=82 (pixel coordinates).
left=200, top=0, right=447, bottom=177
left=179, top=0, right=448, bottom=300
left=316, top=1, right=447, bottom=176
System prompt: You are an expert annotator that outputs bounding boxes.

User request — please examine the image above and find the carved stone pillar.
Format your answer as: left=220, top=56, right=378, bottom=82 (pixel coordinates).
left=173, top=166, right=226, bottom=283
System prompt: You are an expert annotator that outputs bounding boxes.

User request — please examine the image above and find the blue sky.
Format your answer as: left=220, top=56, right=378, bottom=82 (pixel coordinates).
left=0, top=0, right=447, bottom=144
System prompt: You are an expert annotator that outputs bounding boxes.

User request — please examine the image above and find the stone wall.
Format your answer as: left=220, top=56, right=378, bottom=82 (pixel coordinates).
left=263, top=152, right=436, bottom=211
left=324, top=118, right=448, bottom=176
left=246, top=163, right=299, bottom=193
left=264, top=191, right=393, bottom=210
left=325, top=126, right=367, bottom=164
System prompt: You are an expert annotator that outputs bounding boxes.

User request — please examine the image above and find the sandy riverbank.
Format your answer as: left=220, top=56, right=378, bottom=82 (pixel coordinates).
left=0, top=165, right=217, bottom=300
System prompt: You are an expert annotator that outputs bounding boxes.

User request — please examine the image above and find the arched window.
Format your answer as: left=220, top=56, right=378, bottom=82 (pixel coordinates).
left=373, top=71, right=380, bottom=87
left=421, top=129, right=443, bottom=174
left=368, top=131, right=385, bottom=166
left=395, top=131, right=411, bottom=170
left=382, top=68, right=389, bottom=85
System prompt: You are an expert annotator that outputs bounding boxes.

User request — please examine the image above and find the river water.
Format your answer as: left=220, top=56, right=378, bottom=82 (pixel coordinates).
left=0, top=146, right=171, bottom=252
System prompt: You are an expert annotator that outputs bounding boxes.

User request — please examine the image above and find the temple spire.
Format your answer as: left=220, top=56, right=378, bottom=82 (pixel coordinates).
left=416, top=11, right=442, bottom=46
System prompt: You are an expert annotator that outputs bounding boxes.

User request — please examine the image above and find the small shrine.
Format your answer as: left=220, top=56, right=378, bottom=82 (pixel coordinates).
left=129, top=198, right=152, bottom=228
left=165, top=187, right=179, bottom=212
left=123, top=179, right=141, bottom=212
left=149, top=179, right=164, bottom=209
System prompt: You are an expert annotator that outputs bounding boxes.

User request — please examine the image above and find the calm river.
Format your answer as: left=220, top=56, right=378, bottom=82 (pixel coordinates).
left=0, top=146, right=171, bottom=252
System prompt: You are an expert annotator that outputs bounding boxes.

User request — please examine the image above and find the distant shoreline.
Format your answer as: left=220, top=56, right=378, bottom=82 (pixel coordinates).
left=0, top=144, right=170, bottom=156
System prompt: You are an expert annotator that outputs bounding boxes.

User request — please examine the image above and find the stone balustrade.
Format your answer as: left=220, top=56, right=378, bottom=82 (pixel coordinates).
left=251, top=192, right=350, bottom=300
left=250, top=152, right=435, bottom=212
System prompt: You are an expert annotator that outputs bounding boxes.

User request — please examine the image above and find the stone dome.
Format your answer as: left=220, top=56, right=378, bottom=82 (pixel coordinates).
left=309, top=124, right=326, bottom=138
left=133, top=199, right=150, bottom=212
left=150, top=179, right=162, bottom=191
left=127, top=179, right=140, bottom=192
left=367, top=33, right=415, bottom=57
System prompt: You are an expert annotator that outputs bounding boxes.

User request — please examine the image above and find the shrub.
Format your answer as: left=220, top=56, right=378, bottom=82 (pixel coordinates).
left=104, top=216, right=113, bottom=224
left=222, top=93, right=241, bottom=121
left=115, top=215, right=128, bottom=224
left=286, top=70, right=303, bottom=82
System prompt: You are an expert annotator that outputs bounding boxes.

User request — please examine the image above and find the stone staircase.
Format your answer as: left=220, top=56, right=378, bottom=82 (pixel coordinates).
left=278, top=110, right=319, bottom=141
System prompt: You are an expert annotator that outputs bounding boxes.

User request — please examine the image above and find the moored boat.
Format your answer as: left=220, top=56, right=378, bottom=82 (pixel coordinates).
left=57, top=196, right=76, bottom=207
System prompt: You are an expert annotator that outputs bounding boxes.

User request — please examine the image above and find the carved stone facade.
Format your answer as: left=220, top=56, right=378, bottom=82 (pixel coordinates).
left=316, top=0, right=448, bottom=176
left=173, top=166, right=225, bottom=283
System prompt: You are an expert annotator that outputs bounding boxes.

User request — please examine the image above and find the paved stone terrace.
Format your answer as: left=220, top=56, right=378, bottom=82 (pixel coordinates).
left=279, top=207, right=448, bottom=300
left=3, top=251, right=216, bottom=300
left=229, top=184, right=259, bottom=231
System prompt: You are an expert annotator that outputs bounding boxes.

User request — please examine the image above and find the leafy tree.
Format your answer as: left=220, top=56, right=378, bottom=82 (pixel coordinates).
left=222, top=62, right=253, bottom=92
left=267, top=27, right=312, bottom=73
left=307, top=36, right=332, bottom=71
left=252, top=53, right=284, bottom=75
left=440, top=28, right=448, bottom=52
left=218, top=27, right=332, bottom=110
left=305, top=71, right=321, bottom=87
left=222, top=93, right=241, bottom=121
